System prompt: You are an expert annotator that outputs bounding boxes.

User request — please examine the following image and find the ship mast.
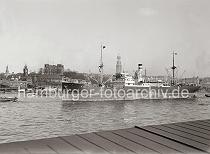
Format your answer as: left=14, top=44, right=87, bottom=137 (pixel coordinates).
left=99, top=44, right=105, bottom=86
left=171, top=52, right=177, bottom=85
left=144, top=68, right=147, bottom=83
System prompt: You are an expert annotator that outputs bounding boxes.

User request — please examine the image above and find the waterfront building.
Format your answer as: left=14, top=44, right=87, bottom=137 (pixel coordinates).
left=198, top=77, right=210, bottom=89
left=32, top=74, right=62, bottom=88
left=44, top=64, right=64, bottom=75
left=178, top=77, right=200, bottom=85
left=199, top=77, right=210, bottom=84
left=32, top=64, right=65, bottom=87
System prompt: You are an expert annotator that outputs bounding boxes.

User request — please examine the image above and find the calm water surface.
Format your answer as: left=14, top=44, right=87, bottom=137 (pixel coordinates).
left=0, top=94, right=210, bottom=144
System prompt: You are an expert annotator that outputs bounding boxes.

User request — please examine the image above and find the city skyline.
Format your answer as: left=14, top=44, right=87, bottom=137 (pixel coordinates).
left=0, top=0, right=210, bottom=77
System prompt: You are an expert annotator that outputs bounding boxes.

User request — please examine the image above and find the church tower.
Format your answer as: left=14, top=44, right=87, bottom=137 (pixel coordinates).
left=116, top=55, right=122, bottom=74
left=23, top=65, right=28, bottom=77
left=5, top=65, right=9, bottom=77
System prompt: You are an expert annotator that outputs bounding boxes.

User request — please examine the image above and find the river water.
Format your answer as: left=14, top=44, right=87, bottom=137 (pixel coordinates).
left=0, top=94, right=210, bottom=144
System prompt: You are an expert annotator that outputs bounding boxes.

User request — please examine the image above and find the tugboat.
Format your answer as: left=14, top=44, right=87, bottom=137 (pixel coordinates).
left=0, top=97, right=18, bottom=102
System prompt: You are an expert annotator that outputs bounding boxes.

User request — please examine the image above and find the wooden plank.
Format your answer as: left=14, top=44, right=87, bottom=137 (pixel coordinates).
left=17, top=140, right=58, bottom=154
left=189, top=120, right=210, bottom=124
left=205, top=120, right=210, bottom=124
left=96, top=131, right=158, bottom=154
left=113, top=129, right=182, bottom=154
left=128, top=127, right=207, bottom=154
left=184, top=122, right=210, bottom=131
left=1, top=119, right=210, bottom=154
left=174, top=123, right=210, bottom=135
left=199, top=119, right=210, bottom=124
left=142, top=126, right=210, bottom=152
left=163, top=124, right=210, bottom=140
left=196, top=120, right=210, bottom=126
left=61, top=135, right=109, bottom=154
left=0, top=143, right=29, bottom=154
left=152, top=125, right=210, bottom=145
left=40, top=137, right=84, bottom=154
left=80, top=132, right=134, bottom=154
left=193, top=121, right=210, bottom=128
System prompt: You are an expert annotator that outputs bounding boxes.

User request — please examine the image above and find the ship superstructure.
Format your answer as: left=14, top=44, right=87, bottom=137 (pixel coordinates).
left=111, top=53, right=200, bottom=93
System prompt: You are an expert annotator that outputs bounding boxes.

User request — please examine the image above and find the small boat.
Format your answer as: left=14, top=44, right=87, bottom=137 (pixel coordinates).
left=0, top=97, right=18, bottom=102
left=205, top=94, right=210, bottom=97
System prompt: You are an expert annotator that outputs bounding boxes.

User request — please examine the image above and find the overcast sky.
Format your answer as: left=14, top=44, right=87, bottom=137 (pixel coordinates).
left=0, top=0, right=210, bottom=77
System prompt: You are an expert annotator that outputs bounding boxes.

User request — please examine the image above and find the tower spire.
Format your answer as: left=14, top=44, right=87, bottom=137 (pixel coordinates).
left=5, top=65, right=9, bottom=77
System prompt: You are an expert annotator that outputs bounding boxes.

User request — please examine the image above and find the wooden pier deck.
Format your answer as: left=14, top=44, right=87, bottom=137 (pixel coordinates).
left=0, top=119, right=210, bottom=154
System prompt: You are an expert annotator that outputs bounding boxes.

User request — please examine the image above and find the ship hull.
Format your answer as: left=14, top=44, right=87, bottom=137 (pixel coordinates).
left=62, top=81, right=200, bottom=94
left=61, top=82, right=199, bottom=101
left=122, top=85, right=200, bottom=93
left=62, top=82, right=84, bottom=93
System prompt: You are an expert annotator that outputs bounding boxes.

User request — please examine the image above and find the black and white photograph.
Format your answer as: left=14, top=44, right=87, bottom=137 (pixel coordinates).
left=0, top=0, right=210, bottom=153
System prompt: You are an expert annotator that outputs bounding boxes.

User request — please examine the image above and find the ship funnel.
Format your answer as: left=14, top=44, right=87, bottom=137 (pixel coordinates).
left=138, top=64, right=144, bottom=83
left=138, top=64, right=143, bottom=71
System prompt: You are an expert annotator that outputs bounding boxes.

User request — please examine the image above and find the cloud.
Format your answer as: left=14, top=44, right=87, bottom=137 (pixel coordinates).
left=138, top=7, right=157, bottom=16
